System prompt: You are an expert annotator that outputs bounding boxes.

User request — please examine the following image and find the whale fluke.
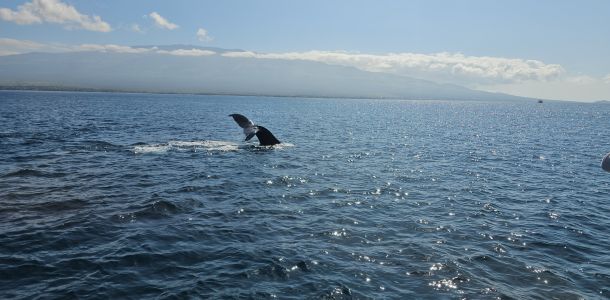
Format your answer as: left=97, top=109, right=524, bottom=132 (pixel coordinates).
left=229, top=114, right=281, bottom=146
left=230, top=113, right=254, bottom=129
left=255, top=126, right=281, bottom=146
left=602, top=152, right=610, bottom=172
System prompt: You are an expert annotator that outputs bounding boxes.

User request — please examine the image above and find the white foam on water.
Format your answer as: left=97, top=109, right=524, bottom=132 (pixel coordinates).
left=132, top=144, right=171, bottom=154
left=131, top=140, right=294, bottom=154
left=194, top=140, right=240, bottom=151
left=132, top=140, right=241, bottom=154
left=168, top=141, right=206, bottom=147
left=270, top=142, right=295, bottom=150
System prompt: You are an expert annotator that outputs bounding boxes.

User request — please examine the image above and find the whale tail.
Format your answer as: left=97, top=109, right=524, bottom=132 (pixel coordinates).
left=229, top=114, right=281, bottom=146
left=229, top=114, right=254, bottom=128
left=255, top=126, right=281, bottom=146
left=602, top=152, right=610, bottom=172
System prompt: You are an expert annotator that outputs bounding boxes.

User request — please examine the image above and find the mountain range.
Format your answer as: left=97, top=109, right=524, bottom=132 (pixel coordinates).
left=0, top=45, right=531, bottom=101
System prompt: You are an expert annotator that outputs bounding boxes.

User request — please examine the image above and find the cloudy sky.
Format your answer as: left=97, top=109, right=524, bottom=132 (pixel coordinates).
left=1, top=0, right=609, bottom=101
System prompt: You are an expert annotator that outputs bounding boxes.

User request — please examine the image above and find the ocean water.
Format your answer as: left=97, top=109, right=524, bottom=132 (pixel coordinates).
left=1, top=90, right=610, bottom=299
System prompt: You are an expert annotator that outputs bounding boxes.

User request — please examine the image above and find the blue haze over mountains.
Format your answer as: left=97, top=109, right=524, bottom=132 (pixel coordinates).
left=0, top=45, right=530, bottom=101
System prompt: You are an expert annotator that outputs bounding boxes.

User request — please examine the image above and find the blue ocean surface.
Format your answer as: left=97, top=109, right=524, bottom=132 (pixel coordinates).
left=1, top=90, right=610, bottom=299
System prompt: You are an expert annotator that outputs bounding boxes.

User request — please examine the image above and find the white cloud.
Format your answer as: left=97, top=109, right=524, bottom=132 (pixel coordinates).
left=157, top=49, right=216, bottom=57
left=77, top=44, right=152, bottom=54
left=0, top=37, right=72, bottom=55
left=222, top=51, right=257, bottom=58
left=77, top=44, right=215, bottom=57
left=196, top=28, right=212, bottom=42
left=565, top=75, right=598, bottom=85
left=221, top=50, right=565, bottom=86
left=149, top=12, right=178, bottom=30
left=0, top=38, right=44, bottom=55
left=0, top=0, right=111, bottom=32
left=0, top=39, right=221, bottom=57
left=0, top=7, right=39, bottom=25
left=604, top=74, right=610, bottom=84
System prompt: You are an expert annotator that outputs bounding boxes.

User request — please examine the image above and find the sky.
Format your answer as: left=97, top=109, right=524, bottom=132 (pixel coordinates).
left=1, top=0, right=609, bottom=101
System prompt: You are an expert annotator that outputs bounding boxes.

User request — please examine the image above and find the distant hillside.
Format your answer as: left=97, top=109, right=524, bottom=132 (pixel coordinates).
left=0, top=47, right=531, bottom=101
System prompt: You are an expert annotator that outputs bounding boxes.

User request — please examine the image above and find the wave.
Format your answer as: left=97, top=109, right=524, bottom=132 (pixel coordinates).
left=131, top=140, right=294, bottom=154
left=82, top=140, right=121, bottom=149
left=2, top=168, right=66, bottom=178
left=112, top=200, right=182, bottom=222
left=267, top=142, right=295, bottom=150
left=30, top=198, right=88, bottom=212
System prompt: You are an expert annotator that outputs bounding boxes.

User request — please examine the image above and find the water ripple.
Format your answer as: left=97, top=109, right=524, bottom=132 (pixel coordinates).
left=1, top=92, right=610, bottom=299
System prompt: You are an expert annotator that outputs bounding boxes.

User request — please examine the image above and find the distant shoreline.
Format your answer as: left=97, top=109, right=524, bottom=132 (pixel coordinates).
left=0, top=85, right=408, bottom=101
left=0, top=85, right=550, bottom=103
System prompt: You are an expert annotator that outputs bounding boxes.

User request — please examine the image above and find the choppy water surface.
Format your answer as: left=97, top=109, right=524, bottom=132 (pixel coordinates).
left=1, top=91, right=610, bottom=299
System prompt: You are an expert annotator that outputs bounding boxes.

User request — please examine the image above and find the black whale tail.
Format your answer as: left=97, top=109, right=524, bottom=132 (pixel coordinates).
left=602, top=152, right=610, bottom=172
left=256, top=126, right=281, bottom=146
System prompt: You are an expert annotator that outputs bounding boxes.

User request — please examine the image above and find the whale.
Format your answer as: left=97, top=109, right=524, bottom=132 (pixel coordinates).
left=602, top=152, right=610, bottom=172
left=229, top=114, right=281, bottom=146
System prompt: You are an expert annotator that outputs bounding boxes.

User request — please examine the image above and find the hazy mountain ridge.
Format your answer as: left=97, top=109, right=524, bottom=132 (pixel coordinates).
left=0, top=47, right=532, bottom=101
